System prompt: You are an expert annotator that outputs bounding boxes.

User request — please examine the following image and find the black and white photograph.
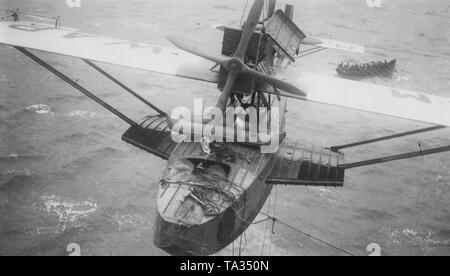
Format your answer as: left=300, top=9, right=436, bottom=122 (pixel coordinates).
left=0, top=0, right=449, bottom=258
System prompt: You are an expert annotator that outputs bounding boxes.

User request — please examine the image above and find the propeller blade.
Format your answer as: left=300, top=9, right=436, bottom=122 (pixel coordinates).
left=233, top=0, right=264, bottom=60
left=217, top=72, right=239, bottom=112
left=167, top=35, right=229, bottom=66
left=242, top=66, right=307, bottom=97
left=301, top=37, right=324, bottom=46
left=267, top=0, right=276, bottom=18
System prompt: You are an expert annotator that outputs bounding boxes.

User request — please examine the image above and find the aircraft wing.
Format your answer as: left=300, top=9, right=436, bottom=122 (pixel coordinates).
left=291, top=73, right=450, bottom=127
left=212, top=24, right=365, bottom=55
left=302, top=37, right=365, bottom=54
left=0, top=21, right=219, bottom=83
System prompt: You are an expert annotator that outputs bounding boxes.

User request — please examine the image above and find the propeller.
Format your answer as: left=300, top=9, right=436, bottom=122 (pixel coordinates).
left=267, top=0, right=276, bottom=18
left=167, top=0, right=307, bottom=112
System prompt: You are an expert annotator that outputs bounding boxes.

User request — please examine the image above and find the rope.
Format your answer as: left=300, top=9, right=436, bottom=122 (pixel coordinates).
left=0, top=9, right=58, bottom=20
left=268, top=186, right=279, bottom=254
left=252, top=217, right=271, bottom=225
left=261, top=193, right=271, bottom=255
left=238, top=234, right=243, bottom=256
left=260, top=212, right=355, bottom=256
left=273, top=186, right=279, bottom=219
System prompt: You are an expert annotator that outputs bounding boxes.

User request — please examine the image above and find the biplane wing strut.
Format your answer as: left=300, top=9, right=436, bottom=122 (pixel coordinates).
left=14, top=46, right=139, bottom=127
left=13, top=45, right=176, bottom=160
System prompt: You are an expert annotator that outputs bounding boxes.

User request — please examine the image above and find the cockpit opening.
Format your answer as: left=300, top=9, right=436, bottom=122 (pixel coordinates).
left=161, top=158, right=231, bottom=187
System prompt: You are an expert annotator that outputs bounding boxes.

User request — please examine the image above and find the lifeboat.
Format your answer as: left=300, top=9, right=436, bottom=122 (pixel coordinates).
left=336, top=59, right=396, bottom=78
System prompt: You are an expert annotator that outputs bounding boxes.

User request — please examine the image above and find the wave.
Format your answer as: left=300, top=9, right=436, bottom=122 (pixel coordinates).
left=0, top=73, right=7, bottom=83
left=381, top=227, right=450, bottom=250
left=27, top=195, right=97, bottom=235
left=48, top=91, right=114, bottom=102
left=0, top=168, right=35, bottom=179
left=99, top=205, right=152, bottom=232
left=0, top=154, right=45, bottom=162
left=214, top=5, right=237, bottom=11
left=331, top=23, right=355, bottom=31
left=64, top=110, right=110, bottom=118
left=47, top=94, right=91, bottom=103
left=61, top=147, right=126, bottom=172
left=51, top=131, right=105, bottom=146
left=25, top=104, right=52, bottom=115
left=0, top=175, right=36, bottom=195
left=354, top=208, right=397, bottom=221
left=7, top=104, right=54, bottom=120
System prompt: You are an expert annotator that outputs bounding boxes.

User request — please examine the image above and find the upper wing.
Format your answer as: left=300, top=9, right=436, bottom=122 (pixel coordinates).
left=0, top=21, right=219, bottom=83
left=212, top=23, right=365, bottom=54
left=296, top=73, right=450, bottom=127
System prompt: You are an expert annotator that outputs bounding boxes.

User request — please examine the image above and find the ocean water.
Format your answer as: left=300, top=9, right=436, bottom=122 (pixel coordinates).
left=0, top=0, right=449, bottom=256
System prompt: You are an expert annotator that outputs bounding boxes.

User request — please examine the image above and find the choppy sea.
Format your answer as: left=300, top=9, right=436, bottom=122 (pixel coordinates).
left=0, top=0, right=449, bottom=255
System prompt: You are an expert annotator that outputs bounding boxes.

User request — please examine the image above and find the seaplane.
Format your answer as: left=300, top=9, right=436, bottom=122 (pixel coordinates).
left=1, top=0, right=449, bottom=256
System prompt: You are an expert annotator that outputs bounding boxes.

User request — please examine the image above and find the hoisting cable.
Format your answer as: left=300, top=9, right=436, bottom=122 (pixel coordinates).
left=261, top=189, right=272, bottom=255
left=268, top=186, right=279, bottom=254
left=231, top=240, right=235, bottom=256
left=260, top=211, right=355, bottom=256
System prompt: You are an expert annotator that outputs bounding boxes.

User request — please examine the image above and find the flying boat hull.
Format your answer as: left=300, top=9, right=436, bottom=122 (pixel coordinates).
left=153, top=142, right=276, bottom=256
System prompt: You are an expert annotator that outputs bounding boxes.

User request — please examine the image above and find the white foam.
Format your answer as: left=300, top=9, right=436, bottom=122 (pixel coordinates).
left=0, top=168, right=35, bottom=177
left=28, top=195, right=97, bottom=235
left=26, top=104, right=51, bottom=114
left=112, top=214, right=150, bottom=232
left=382, top=227, right=450, bottom=248
left=394, top=73, right=410, bottom=82
left=64, top=110, right=107, bottom=118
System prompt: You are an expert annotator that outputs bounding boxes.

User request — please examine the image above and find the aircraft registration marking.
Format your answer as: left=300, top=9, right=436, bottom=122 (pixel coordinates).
left=391, top=88, right=432, bottom=104
left=9, top=23, right=170, bottom=54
